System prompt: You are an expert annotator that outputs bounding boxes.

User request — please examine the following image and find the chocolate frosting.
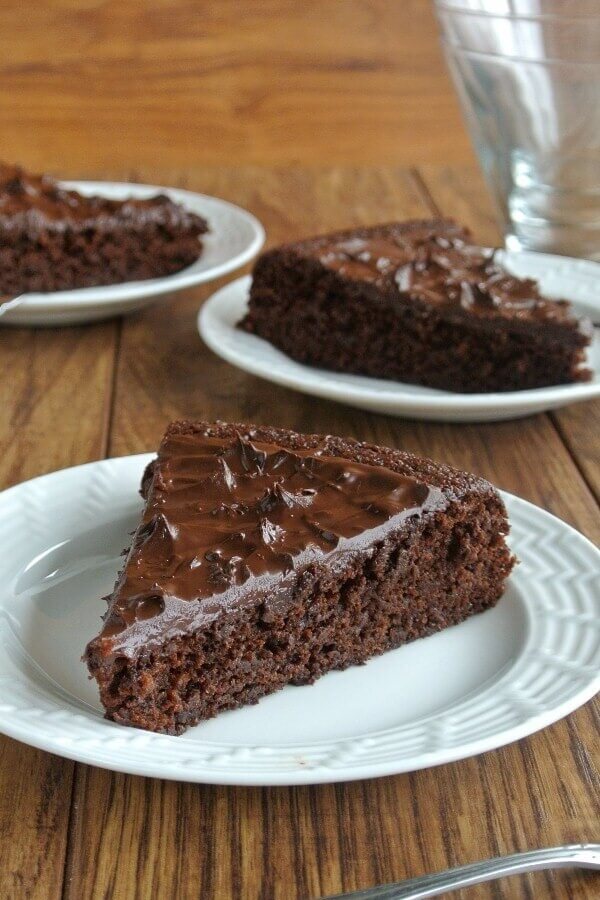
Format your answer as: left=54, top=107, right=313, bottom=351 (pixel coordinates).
left=0, top=163, right=208, bottom=235
left=93, top=432, right=445, bottom=658
left=313, top=223, right=586, bottom=328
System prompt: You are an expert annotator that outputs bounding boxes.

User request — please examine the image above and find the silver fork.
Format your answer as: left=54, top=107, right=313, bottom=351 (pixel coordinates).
left=0, top=294, right=25, bottom=318
left=324, top=844, right=600, bottom=899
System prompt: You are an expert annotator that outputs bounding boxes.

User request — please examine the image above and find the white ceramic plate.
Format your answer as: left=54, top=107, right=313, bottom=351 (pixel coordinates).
left=2, top=181, right=265, bottom=327
left=0, top=455, right=598, bottom=785
left=198, top=255, right=600, bottom=422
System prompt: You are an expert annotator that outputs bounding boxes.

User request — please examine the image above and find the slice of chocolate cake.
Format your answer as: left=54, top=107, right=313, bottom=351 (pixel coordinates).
left=0, top=163, right=208, bottom=293
left=240, top=219, right=592, bottom=393
left=85, top=421, right=515, bottom=735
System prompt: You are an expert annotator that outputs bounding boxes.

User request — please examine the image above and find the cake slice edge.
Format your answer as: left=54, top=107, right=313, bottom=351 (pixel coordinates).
left=84, top=421, right=516, bottom=734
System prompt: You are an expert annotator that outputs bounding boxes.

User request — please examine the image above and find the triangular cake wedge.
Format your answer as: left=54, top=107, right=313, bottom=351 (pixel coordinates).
left=85, top=421, right=515, bottom=734
left=0, top=163, right=208, bottom=293
left=240, top=219, right=592, bottom=392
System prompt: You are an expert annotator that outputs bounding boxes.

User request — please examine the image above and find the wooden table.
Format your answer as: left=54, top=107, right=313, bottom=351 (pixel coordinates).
left=0, top=0, right=475, bottom=171
left=0, top=165, right=598, bottom=900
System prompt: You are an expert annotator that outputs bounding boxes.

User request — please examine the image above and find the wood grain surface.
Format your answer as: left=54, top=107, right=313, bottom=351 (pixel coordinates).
left=0, top=166, right=597, bottom=900
left=0, top=0, right=475, bottom=172
left=0, top=321, right=118, bottom=899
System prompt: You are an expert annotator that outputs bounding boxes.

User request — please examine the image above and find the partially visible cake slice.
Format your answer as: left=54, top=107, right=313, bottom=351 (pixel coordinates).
left=84, top=420, right=515, bottom=735
left=0, top=163, right=208, bottom=293
left=240, top=219, right=592, bottom=392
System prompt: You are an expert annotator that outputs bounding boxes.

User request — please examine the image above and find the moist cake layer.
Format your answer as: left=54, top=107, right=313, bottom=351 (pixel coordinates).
left=85, top=421, right=515, bottom=734
left=0, top=163, right=208, bottom=292
left=241, top=219, right=592, bottom=392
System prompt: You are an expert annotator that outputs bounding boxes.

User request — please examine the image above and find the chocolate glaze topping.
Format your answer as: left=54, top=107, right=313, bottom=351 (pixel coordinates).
left=0, top=163, right=208, bottom=235
left=313, top=221, right=584, bottom=327
left=96, top=433, right=445, bottom=657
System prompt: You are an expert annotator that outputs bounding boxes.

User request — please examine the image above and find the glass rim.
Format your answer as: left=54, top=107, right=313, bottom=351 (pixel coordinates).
left=442, top=38, right=600, bottom=66
left=434, top=2, right=600, bottom=25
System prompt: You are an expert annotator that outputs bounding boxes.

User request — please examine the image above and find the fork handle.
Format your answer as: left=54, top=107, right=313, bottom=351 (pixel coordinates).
left=324, top=844, right=600, bottom=899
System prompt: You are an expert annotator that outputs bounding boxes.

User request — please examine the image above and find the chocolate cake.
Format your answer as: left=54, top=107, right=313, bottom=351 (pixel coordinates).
left=0, top=163, right=208, bottom=293
left=85, top=421, right=515, bottom=735
left=240, top=219, right=592, bottom=392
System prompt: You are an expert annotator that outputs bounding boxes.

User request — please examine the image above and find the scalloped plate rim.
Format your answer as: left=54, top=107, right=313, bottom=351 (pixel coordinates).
left=0, top=454, right=598, bottom=785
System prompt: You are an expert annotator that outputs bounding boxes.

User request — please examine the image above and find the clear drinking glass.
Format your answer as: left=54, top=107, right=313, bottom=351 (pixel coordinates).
left=433, top=0, right=600, bottom=259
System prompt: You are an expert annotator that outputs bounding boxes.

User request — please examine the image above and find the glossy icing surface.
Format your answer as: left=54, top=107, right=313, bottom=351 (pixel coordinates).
left=0, top=163, right=207, bottom=233
left=94, top=432, right=445, bottom=656
left=312, top=221, right=584, bottom=326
